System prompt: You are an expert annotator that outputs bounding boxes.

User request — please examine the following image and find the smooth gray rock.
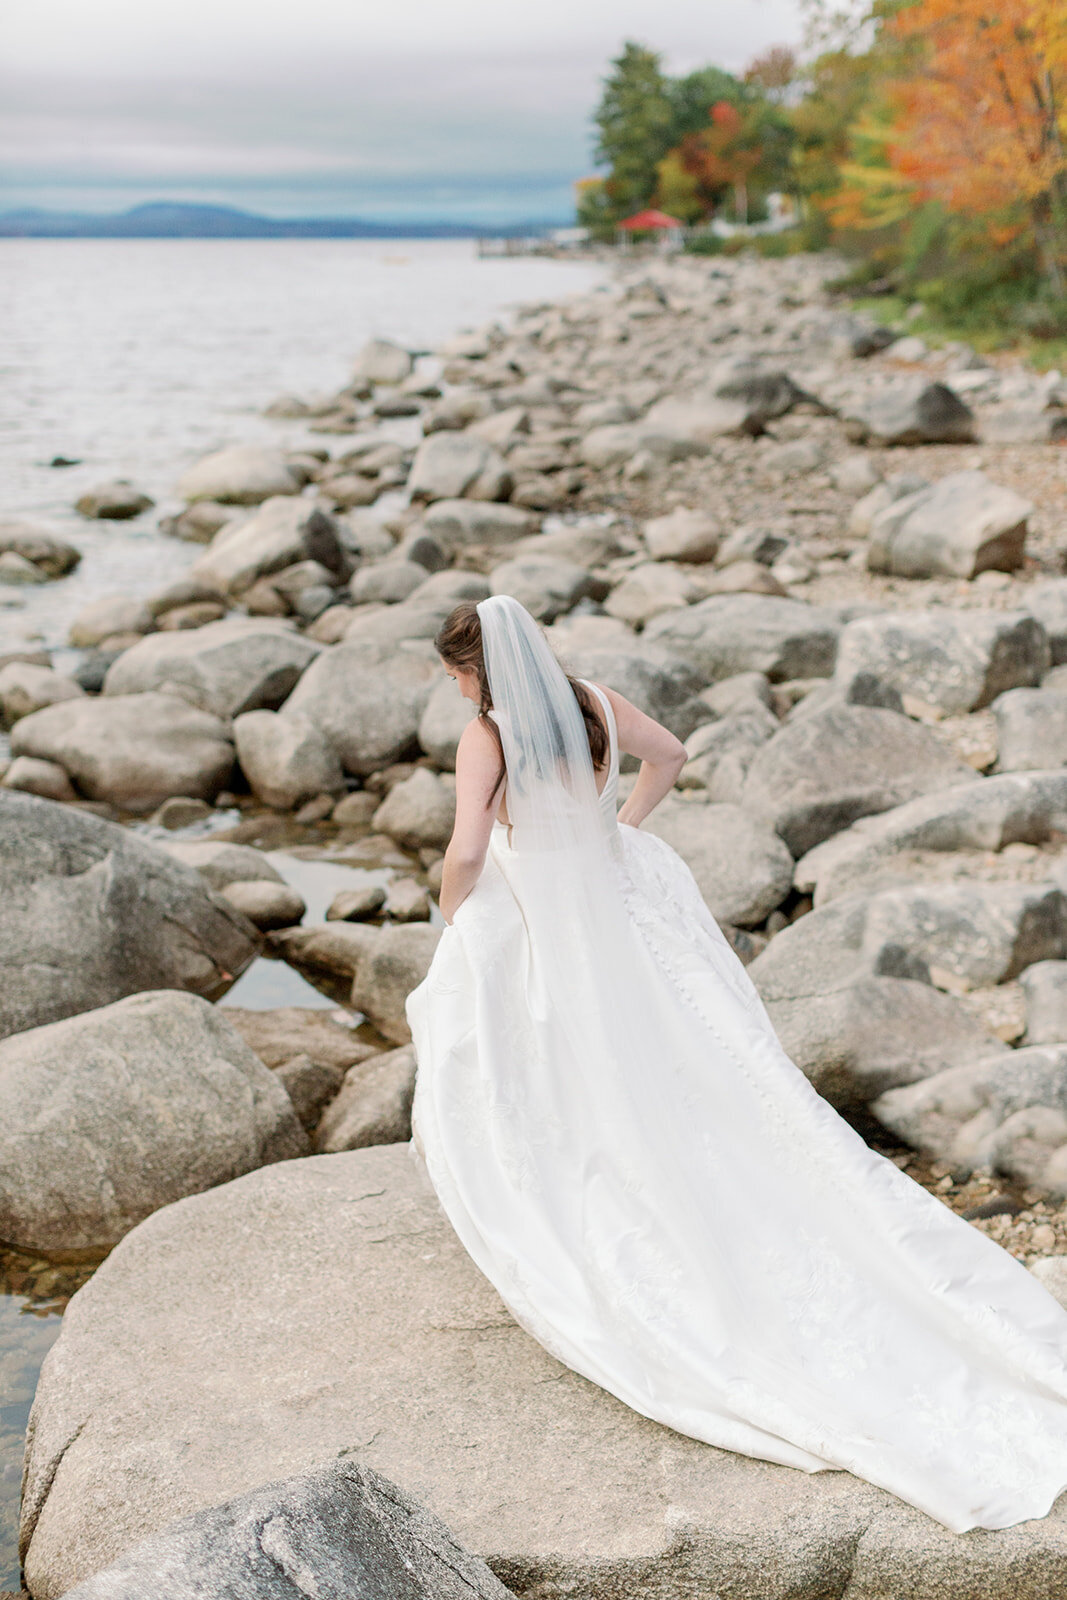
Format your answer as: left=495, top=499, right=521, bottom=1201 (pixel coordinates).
left=0, top=792, right=257, bottom=1039
left=642, top=796, right=795, bottom=926
left=872, top=1043, right=1067, bottom=1194
left=350, top=559, right=428, bottom=606
left=844, top=467, right=927, bottom=537
left=58, top=1457, right=511, bottom=1600
left=190, top=497, right=329, bottom=597
left=417, top=498, right=538, bottom=555
left=416, top=675, right=476, bottom=768
left=0, top=662, right=84, bottom=725
left=24, top=1144, right=1066, bottom=1600
left=604, top=561, right=704, bottom=627
left=644, top=593, right=843, bottom=684
left=284, top=638, right=439, bottom=777
left=845, top=381, right=976, bottom=446
left=748, top=896, right=1010, bottom=1105
left=349, top=923, right=440, bottom=1043
left=738, top=702, right=977, bottom=856
left=0, top=518, right=81, bottom=577
left=1, top=754, right=79, bottom=801
left=678, top=707, right=779, bottom=793
left=407, top=433, right=510, bottom=503
left=992, top=687, right=1067, bottom=771
left=867, top=470, right=1033, bottom=579
left=0, top=990, right=307, bottom=1254
left=832, top=608, right=1050, bottom=715
left=643, top=506, right=720, bottom=562
left=314, top=1045, right=417, bottom=1150
left=1021, top=959, right=1067, bottom=1045
left=488, top=554, right=598, bottom=621
left=10, top=691, right=235, bottom=813
left=102, top=618, right=319, bottom=719
left=352, top=337, right=413, bottom=385
left=371, top=767, right=455, bottom=851
left=233, top=708, right=346, bottom=810
left=221, top=880, right=307, bottom=931
left=860, top=880, right=1067, bottom=988
left=67, top=595, right=154, bottom=649
left=159, top=839, right=286, bottom=891
left=176, top=446, right=302, bottom=506
left=795, top=771, right=1067, bottom=906
left=75, top=481, right=154, bottom=520
left=223, top=1006, right=374, bottom=1073
left=1025, top=578, right=1067, bottom=665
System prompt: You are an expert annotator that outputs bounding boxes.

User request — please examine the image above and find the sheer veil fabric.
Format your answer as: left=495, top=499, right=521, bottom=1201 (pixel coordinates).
left=406, top=594, right=1067, bottom=1533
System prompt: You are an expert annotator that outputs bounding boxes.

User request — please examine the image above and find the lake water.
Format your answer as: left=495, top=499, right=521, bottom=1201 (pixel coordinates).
left=0, top=238, right=605, bottom=653
left=0, top=236, right=605, bottom=1589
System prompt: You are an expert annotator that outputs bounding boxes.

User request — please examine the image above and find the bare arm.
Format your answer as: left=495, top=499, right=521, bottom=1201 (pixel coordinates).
left=594, top=682, right=687, bottom=827
left=438, top=717, right=502, bottom=924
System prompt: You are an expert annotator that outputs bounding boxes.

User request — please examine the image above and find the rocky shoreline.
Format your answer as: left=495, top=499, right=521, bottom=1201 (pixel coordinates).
left=5, top=248, right=1067, bottom=1595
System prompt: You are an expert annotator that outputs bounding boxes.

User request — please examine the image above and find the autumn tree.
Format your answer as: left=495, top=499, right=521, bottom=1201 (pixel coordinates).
left=886, top=0, right=1067, bottom=292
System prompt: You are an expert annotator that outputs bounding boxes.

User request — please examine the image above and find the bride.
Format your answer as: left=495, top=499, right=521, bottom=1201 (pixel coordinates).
left=405, top=592, right=1067, bottom=1534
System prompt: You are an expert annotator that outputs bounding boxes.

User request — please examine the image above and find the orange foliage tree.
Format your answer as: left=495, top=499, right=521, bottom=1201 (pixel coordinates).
left=886, top=0, right=1067, bottom=291
left=669, top=101, right=766, bottom=223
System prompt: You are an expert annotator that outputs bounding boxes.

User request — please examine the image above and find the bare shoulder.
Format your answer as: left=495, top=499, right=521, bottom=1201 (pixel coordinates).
left=455, top=714, right=502, bottom=791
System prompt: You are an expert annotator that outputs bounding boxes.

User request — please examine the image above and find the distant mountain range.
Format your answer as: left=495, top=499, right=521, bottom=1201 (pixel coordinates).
left=0, top=202, right=559, bottom=239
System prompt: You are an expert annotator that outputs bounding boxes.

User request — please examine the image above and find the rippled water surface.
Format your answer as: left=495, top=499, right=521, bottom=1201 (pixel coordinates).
left=0, top=238, right=605, bottom=652
left=0, top=237, right=604, bottom=1588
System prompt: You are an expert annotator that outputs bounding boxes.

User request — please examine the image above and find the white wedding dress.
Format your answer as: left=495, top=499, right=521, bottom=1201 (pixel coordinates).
left=406, top=675, right=1067, bottom=1534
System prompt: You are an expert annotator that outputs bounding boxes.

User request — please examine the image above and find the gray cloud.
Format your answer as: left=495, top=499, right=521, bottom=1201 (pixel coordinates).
left=2, top=3, right=805, bottom=221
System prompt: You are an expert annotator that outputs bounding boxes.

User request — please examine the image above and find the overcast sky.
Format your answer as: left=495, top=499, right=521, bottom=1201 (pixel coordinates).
left=3, top=0, right=807, bottom=223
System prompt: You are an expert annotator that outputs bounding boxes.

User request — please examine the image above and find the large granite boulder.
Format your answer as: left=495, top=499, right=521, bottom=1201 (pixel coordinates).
left=416, top=499, right=538, bottom=555
left=0, top=792, right=257, bottom=1039
left=0, top=662, right=84, bottom=725
left=176, top=447, right=303, bottom=506
left=794, top=771, right=1067, bottom=906
left=644, top=594, right=843, bottom=685
left=352, top=337, right=413, bottom=386
left=190, top=498, right=335, bottom=596
left=642, top=796, right=795, bottom=926
left=0, top=518, right=81, bottom=577
left=59, top=1457, right=510, bottom=1600
left=872, top=1042, right=1067, bottom=1197
left=416, top=675, right=476, bottom=768
left=407, top=434, right=510, bottom=503
left=284, top=638, right=439, bottom=776
left=991, top=687, right=1067, bottom=771
left=0, top=990, right=307, bottom=1255
left=748, top=895, right=1011, bottom=1105
left=233, top=708, right=346, bottom=809
left=102, top=618, right=319, bottom=719
left=10, top=691, right=235, bottom=813
left=738, top=702, right=977, bottom=856
left=22, top=1146, right=1067, bottom=1600
left=845, top=381, right=977, bottom=446
left=832, top=609, right=1050, bottom=715
left=866, top=470, right=1033, bottom=579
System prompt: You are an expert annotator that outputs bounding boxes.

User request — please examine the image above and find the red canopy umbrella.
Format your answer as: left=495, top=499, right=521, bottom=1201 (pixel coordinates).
left=617, top=209, right=683, bottom=231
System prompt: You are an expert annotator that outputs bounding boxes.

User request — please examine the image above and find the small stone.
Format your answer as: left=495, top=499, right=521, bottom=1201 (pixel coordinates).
left=220, top=880, right=306, bottom=931
left=383, top=877, right=431, bottom=922
left=150, top=797, right=214, bottom=830
left=326, top=884, right=388, bottom=921
left=331, top=790, right=380, bottom=827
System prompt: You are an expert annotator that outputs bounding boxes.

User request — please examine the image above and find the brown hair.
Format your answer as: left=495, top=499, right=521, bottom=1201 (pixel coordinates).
left=434, top=601, right=609, bottom=806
